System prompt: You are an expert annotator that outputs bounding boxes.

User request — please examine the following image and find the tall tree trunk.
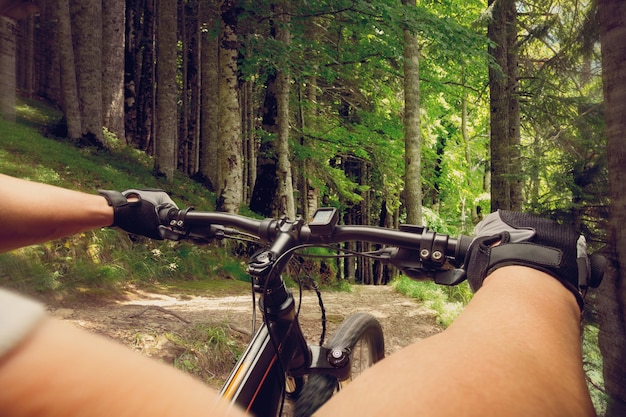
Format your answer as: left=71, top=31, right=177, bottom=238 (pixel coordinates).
left=15, top=16, right=33, bottom=97
left=102, top=0, right=125, bottom=142
left=125, top=0, right=155, bottom=150
left=179, top=0, right=189, bottom=172
left=304, top=77, right=320, bottom=220
left=250, top=72, right=279, bottom=217
left=506, top=2, right=522, bottom=211
left=242, top=78, right=257, bottom=203
left=124, top=0, right=139, bottom=145
left=70, top=0, right=105, bottom=147
left=199, top=0, right=219, bottom=190
left=216, top=0, right=243, bottom=213
left=598, top=1, right=626, bottom=415
left=36, top=2, right=59, bottom=102
left=186, top=0, right=200, bottom=175
left=275, top=2, right=295, bottom=219
left=402, top=0, right=422, bottom=225
left=53, top=0, right=81, bottom=140
left=0, top=16, right=16, bottom=122
left=488, top=0, right=520, bottom=211
left=301, top=17, right=321, bottom=220
left=139, top=0, right=155, bottom=152
left=155, top=0, right=178, bottom=180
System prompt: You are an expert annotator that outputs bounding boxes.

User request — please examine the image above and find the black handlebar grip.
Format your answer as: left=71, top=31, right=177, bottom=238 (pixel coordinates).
left=158, top=206, right=184, bottom=226
left=589, top=253, right=606, bottom=289
left=455, top=234, right=473, bottom=263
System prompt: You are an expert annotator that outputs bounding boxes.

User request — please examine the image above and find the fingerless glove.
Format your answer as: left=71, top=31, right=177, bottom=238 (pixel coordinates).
left=99, top=189, right=177, bottom=240
left=464, top=210, right=584, bottom=309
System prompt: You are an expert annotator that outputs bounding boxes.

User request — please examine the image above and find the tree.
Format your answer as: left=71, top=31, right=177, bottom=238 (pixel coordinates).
left=125, top=0, right=156, bottom=150
left=598, top=0, right=626, bottom=414
left=154, top=0, right=178, bottom=180
left=0, top=16, right=17, bottom=121
left=199, top=0, right=219, bottom=190
left=53, top=0, right=81, bottom=140
left=179, top=0, right=201, bottom=176
left=216, top=0, right=243, bottom=213
left=101, top=0, right=125, bottom=141
left=70, top=0, right=105, bottom=147
left=402, top=0, right=422, bottom=225
left=487, top=0, right=522, bottom=211
left=275, top=1, right=295, bottom=218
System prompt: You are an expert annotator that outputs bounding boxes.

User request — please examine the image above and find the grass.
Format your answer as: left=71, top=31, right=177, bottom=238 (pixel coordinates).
left=0, top=97, right=232, bottom=299
left=166, top=322, right=246, bottom=387
left=392, top=275, right=469, bottom=327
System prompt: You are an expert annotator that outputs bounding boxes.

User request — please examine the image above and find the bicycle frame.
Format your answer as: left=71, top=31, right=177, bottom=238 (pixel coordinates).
left=218, top=226, right=353, bottom=416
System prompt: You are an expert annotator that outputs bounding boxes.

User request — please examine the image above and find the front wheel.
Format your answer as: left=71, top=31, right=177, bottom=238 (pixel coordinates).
left=293, top=312, right=385, bottom=417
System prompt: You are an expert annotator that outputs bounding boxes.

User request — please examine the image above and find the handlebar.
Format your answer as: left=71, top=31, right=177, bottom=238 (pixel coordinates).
left=159, top=206, right=472, bottom=287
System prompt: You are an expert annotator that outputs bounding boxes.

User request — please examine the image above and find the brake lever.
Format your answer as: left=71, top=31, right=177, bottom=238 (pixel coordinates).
left=433, top=268, right=467, bottom=286
left=157, top=224, right=223, bottom=244
left=384, top=246, right=467, bottom=286
left=158, top=225, right=185, bottom=241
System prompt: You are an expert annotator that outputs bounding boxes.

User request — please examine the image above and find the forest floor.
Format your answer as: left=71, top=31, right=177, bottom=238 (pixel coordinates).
left=45, top=284, right=443, bottom=390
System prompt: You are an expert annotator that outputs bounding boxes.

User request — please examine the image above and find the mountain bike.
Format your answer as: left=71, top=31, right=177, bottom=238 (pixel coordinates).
left=157, top=206, right=473, bottom=417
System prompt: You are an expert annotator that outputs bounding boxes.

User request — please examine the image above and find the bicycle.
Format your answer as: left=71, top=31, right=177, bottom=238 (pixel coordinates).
left=156, top=206, right=475, bottom=417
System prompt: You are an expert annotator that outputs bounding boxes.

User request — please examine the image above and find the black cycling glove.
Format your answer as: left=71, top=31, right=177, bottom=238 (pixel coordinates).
left=98, top=189, right=178, bottom=240
left=464, top=210, right=588, bottom=309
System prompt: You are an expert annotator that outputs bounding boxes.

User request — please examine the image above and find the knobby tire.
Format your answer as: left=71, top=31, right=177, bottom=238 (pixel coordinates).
left=293, top=312, right=385, bottom=417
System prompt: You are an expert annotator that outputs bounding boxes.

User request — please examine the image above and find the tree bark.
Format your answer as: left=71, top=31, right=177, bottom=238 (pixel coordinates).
left=102, top=0, right=125, bottom=142
left=216, top=0, right=243, bottom=213
left=187, top=0, right=200, bottom=175
left=70, top=0, right=105, bottom=147
left=155, top=0, right=178, bottom=180
left=15, top=16, right=33, bottom=97
left=53, top=0, right=81, bottom=140
left=242, top=78, right=257, bottom=203
left=488, top=0, right=520, bottom=211
left=275, top=2, right=295, bottom=219
left=505, top=1, right=522, bottom=211
left=0, top=16, right=16, bottom=121
left=598, top=1, right=626, bottom=415
left=250, top=72, right=279, bottom=217
left=199, top=0, right=219, bottom=190
left=301, top=17, right=321, bottom=220
left=139, top=0, right=156, bottom=152
left=402, top=0, right=422, bottom=225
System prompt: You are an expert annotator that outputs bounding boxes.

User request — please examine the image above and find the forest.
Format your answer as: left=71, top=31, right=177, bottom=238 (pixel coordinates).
left=1, top=0, right=626, bottom=415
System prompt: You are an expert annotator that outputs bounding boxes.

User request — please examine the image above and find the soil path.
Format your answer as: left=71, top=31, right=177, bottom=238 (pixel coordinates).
left=48, top=285, right=443, bottom=386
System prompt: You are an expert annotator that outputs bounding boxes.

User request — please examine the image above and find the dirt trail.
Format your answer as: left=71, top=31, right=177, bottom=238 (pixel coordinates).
left=48, top=285, right=443, bottom=385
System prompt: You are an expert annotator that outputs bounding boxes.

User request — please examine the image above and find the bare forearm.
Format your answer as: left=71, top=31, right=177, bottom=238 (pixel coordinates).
left=0, top=317, right=245, bottom=417
left=0, top=174, right=113, bottom=252
left=318, top=266, right=595, bottom=417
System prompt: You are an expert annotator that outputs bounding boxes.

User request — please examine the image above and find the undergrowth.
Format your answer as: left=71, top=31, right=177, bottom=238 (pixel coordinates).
left=392, top=275, right=470, bottom=327
left=166, top=322, right=246, bottom=387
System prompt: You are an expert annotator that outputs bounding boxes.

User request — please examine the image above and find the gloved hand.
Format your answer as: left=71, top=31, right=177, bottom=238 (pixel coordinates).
left=98, top=189, right=178, bottom=240
left=464, top=210, right=589, bottom=309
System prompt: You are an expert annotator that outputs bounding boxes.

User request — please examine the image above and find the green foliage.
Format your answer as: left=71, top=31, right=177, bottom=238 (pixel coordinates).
left=0, top=102, right=238, bottom=298
left=583, top=324, right=608, bottom=415
left=392, top=274, right=469, bottom=327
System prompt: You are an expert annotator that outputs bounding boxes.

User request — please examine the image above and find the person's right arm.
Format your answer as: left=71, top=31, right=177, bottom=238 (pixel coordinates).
left=318, top=209, right=598, bottom=417
left=317, top=265, right=595, bottom=417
